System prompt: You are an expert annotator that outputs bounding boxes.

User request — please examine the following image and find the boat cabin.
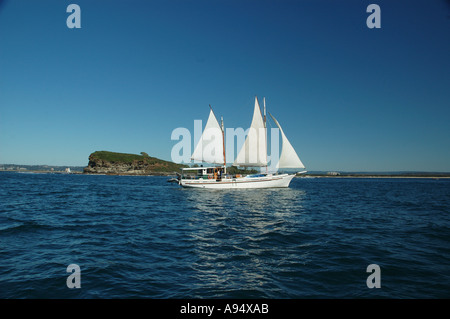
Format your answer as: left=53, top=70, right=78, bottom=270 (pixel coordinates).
left=181, top=166, right=225, bottom=180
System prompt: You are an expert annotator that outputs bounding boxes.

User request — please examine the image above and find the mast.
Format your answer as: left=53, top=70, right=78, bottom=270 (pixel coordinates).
left=264, top=97, right=268, bottom=174
left=221, top=116, right=226, bottom=174
left=263, top=97, right=266, bottom=128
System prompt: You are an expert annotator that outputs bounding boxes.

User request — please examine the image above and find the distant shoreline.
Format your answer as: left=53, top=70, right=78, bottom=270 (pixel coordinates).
left=2, top=170, right=449, bottom=179
left=297, top=174, right=450, bottom=179
left=0, top=170, right=174, bottom=176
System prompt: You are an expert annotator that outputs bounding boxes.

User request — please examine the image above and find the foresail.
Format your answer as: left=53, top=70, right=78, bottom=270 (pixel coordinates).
left=233, top=97, right=268, bottom=167
left=191, top=109, right=224, bottom=164
left=269, top=113, right=305, bottom=169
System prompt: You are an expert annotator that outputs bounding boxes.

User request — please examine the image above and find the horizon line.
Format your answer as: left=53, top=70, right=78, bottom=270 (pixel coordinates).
left=1, top=163, right=450, bottom=174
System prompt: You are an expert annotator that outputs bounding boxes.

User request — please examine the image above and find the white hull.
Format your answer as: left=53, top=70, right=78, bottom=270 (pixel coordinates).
left=179, top=173, right=295, bottom=189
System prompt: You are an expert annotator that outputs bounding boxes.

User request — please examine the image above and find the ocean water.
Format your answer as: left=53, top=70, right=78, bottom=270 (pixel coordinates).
left=0, top=172, right=449, bottom=299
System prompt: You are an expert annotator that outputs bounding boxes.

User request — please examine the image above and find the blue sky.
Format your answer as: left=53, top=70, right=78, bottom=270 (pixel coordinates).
left=1, top=0, right=449, bottom=171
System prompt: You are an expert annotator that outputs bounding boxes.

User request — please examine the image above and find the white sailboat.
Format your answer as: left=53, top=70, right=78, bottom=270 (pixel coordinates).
left=178, top=97, right=306, bottom=189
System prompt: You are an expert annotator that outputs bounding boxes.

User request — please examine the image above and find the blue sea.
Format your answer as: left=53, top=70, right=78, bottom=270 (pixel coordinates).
left=0, top=172, right=449, bottom=299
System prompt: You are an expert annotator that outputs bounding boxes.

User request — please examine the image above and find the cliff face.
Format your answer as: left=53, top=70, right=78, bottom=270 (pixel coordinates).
left=83, top=151, right=186, bottom=175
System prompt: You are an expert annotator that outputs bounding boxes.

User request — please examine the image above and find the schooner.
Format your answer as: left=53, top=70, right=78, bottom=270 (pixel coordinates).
left=178, top=97, right=306, bottom=188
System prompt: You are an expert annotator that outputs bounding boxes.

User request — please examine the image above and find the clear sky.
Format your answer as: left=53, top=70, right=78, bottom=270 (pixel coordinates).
left=1, top=0, right=449, bottom=172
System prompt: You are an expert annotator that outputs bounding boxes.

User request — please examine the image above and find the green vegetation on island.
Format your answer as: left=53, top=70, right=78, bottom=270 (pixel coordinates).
left=84, top=151, right=188, bottom=175
left=90, top=151, right=159, bottom=164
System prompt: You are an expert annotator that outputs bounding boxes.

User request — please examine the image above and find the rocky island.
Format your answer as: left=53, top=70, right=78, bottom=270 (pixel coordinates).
left=83, top=151, right=187, bottom=175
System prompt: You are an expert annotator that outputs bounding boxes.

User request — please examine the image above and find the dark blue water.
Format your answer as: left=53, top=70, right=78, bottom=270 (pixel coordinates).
left=1, top=172, right=449, bottom=298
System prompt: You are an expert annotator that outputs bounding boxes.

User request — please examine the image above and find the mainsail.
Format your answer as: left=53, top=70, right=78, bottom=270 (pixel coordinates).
left=191, top=108, right=224, bottom=164
left=269, top=113, right=305, bottom=169
left=233, top=97, right=268, bottom=167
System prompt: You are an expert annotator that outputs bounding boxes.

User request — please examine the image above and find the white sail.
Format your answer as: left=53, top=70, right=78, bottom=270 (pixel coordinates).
left=233, top=97, right=268, bottom=167
left=269, top=113, right=305, bottom=169
left=191, top=108, right=224, bottom=164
